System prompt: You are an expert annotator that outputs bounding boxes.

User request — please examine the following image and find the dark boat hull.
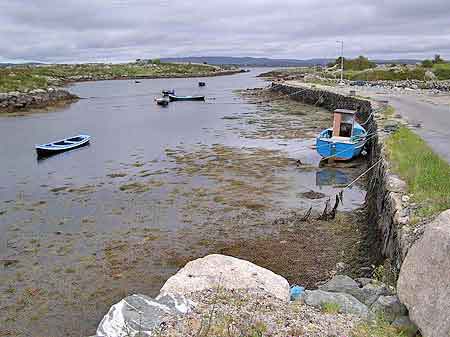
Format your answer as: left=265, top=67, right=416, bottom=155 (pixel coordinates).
left=36, top=141, right=90, bottom=157
left=168, top=95, right=205, bottom=102
left=36, top=135, right=91, bottom=158
left=156, top=99, right=169, bottom=106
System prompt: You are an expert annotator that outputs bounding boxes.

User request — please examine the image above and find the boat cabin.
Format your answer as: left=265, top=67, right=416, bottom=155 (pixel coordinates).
left=332, top=109, right=357, bottom=138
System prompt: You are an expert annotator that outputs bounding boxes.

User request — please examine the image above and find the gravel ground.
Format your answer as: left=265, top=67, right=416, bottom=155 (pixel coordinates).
left=159, top=289, right=359, bottom=337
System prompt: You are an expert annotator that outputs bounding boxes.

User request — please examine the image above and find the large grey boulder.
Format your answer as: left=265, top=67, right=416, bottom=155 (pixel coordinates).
left=160, top=254, right=290, bottom=302
left=96, top=293, right=193, bottom=337
left=304, top=290, right=370, bottom=319
left=370, top=295, right=406, bottom=322
left=398, top=210, right=450, bottom=337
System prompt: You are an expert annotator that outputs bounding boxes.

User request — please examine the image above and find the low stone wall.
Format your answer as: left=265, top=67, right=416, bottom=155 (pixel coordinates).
left=364, top=125, right=420, bottom=278
left=0, top=88, right=78, bottom=113
left=270, top=82, right=372, bottom=119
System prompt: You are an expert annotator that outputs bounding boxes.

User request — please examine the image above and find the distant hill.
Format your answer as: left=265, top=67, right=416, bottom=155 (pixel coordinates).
left=161, top=56, right=422, bottom=67
left=0, top=62, right=44, bottom=68
left=160, top=56, right=334, bottom=67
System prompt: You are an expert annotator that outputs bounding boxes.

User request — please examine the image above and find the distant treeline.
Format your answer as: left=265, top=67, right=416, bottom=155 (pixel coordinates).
left=327, top=56, right=376, bottom=71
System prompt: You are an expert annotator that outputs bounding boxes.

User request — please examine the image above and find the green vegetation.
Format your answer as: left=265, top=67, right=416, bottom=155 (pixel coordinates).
left=352, top=317, right=409, bottom=337
left=328, top=56, right=376, bottom=71
left=320, top=301, right=341, bottom=314
left=0, top=62, right=219, bottom=92
left=344, top=67, right=426, bottom=81
left=386, top=126, right=450, bottom=218
left=432, top=62, right=450, bottom=80
left=383, top=106, right=395, bottom=118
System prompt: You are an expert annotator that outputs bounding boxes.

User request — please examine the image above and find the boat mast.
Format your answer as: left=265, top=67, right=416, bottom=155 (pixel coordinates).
left=336, top=40, right=344, bottom=84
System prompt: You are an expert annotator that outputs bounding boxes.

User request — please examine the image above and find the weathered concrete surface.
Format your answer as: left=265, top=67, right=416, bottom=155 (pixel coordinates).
left=160, top=254, right=290, bottom=302
left=397, top=210, right=450, bottom=337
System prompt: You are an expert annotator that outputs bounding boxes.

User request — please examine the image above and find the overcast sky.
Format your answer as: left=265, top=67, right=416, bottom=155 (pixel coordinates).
left=1, top=0, right=449, bottom=63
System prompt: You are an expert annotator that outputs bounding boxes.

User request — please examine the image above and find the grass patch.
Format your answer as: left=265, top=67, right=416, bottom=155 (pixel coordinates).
left=352, top=317, right=409, bottom=337
left=432, top=63, right=450, bottom=80
left=383, top=106, right=395, bottom=118
left=0, top=62, right=219, bottom=92
left=345, top=67, right=426, bottom=81
left=320, top=301, right=341, bottom=314
left=386, top=126, right=450, bottom=217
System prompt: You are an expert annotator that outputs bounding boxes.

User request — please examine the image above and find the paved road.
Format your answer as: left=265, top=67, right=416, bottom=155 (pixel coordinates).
left=372, top=92, right=450, bottom=163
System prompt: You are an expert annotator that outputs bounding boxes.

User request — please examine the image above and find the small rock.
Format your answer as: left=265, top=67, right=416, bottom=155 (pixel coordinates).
left=357, top=282, right=390, bottom=306
left=319, top=275, right=359, bottom=293
left=300, top=190, right=326, bottom=199
left=335, top=262, right=349, bottom=274
left=386, top=175, right=407, bottom=193
left=355, top=278, right=373, bottom=287
left=370, top=295, right=406, bottom=322
left=2, top=259, right=19, bottom=268
left=304, top=290, right=370, bottom=319
left=391, top=316, right=418, bottom=337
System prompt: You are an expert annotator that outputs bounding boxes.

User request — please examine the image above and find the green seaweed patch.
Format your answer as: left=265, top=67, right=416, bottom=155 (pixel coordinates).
left=119, top=182, right=150, bottom=193
left=50, top=186, right=69, bottom=193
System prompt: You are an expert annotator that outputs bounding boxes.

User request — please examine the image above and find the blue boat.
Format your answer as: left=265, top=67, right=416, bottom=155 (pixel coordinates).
left=36, top=134, right=91, bottom=157
left=316, top=109, right=367, bottom=161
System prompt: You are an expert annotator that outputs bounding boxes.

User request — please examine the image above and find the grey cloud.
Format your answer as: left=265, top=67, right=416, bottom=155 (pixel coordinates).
left=0, top=0, right=449, bottom=62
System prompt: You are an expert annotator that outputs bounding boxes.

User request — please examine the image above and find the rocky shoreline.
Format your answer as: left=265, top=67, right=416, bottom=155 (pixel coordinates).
left=0, top=87, right=78, bottom=113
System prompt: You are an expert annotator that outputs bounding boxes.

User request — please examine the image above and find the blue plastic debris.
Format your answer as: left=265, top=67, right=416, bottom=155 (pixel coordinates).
left=290, top=285, right=305, bottom=301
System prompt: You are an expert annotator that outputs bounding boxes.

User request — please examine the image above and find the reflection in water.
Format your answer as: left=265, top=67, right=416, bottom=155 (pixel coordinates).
left=316, top=168, right=350, bottom=187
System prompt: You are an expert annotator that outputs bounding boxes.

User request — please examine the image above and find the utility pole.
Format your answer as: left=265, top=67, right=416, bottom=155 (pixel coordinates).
left=336, top=40, right=344, bottom=84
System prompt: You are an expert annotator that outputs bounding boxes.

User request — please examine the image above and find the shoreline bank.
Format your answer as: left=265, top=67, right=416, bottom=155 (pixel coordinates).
left=0, top=67, right=244, bottom=114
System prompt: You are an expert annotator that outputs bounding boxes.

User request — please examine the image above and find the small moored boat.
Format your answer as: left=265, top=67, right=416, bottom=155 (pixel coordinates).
left=36, top=134, right=91, bottom=157
left=316, top=109, right=367, bottom=161
left=162, top=89, right=175, bottom=96
left=168, top=94, right=205, bottom=102
left=155, top=97, right=169, bottom=106
left=198, top=81, right=206, bottom=87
